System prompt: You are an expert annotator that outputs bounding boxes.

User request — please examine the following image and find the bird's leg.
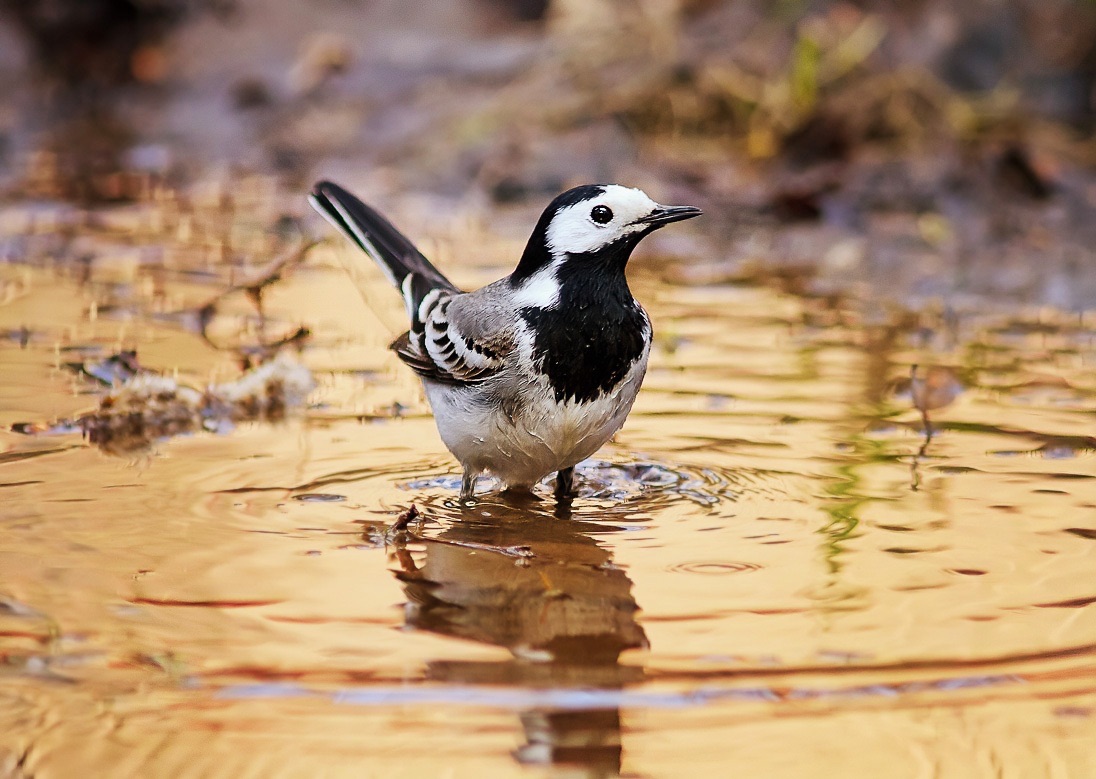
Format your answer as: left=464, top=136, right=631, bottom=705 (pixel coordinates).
left=459, top=470, right=477, bottom=504
left=554, top=466, right=575, bottom=501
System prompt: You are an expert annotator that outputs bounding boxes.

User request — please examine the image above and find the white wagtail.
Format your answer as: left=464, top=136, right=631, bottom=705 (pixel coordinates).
left=309, top=181, right=701, bottom=502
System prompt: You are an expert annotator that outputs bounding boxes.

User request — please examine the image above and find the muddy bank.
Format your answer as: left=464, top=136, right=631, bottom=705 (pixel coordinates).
left=1, top=0, right=1094, bottom=309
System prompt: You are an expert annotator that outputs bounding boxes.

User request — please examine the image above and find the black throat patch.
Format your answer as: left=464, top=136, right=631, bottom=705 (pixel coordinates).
left=518, top=247, right=649, bottom=404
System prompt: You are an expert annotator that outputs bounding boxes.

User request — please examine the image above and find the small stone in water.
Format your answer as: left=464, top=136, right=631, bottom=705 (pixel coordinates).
left=292, top=493, right=346, bottom=503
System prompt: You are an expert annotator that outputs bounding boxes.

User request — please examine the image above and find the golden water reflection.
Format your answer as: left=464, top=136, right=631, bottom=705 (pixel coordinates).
left=392, top=503, right=645, bottom=773
left=2, top=213, right=1096, bottom=776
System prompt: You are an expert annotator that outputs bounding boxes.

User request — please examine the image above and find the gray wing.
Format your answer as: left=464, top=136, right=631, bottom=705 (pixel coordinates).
left=392, top=284, right=516, bottom=386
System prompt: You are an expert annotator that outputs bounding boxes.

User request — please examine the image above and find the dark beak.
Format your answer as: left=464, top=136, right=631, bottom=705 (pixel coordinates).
left=640, top=204, right=703, bottom=227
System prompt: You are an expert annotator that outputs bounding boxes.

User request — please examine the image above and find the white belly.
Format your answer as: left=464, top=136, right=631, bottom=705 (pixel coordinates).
left=423, top=356, right=647, bottom=489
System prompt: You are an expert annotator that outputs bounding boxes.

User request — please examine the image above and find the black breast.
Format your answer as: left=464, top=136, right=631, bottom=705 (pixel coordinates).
left=520, top=262, right=648, bottom=404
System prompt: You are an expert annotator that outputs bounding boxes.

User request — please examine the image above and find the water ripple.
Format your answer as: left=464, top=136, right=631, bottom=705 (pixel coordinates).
left=212, top=673, right=1019, bottom=710
left=668, top=561, right=763, bottom=575
left=402, top=458, right=788, bottom=510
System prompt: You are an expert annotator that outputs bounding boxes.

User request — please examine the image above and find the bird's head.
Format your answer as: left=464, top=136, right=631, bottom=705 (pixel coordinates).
left=511, top=184, right=701, bottom=285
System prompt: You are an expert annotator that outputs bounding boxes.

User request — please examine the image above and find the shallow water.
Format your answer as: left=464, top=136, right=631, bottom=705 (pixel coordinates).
left=2, top=209, right=1096, bottom=778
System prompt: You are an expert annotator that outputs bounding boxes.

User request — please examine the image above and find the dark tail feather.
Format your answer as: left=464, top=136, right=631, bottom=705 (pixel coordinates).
left=309, top=180, right=458, bottom=296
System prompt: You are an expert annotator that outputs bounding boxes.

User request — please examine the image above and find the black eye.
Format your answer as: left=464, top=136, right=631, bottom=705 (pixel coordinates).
left=590, top=205, right=613, bottom=224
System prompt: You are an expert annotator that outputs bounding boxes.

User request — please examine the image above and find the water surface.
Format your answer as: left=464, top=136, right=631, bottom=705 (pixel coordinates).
left=2, top=204, right=1096, bottom=777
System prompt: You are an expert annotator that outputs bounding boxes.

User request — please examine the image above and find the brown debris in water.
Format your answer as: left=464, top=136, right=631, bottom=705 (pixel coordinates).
left=197, top=238, right=317, bottom=346
left=391, top=504, right=421, bottom=532
left=909, top=364, right=964, bottom=420
left=901, top=364, right=964, bottom=491
left=74, top=353, right=315, bottom=455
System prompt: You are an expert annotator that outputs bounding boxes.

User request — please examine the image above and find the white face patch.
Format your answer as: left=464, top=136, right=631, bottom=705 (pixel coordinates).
left=510, top=260, right=562, bottom=309
left=545, top=185, right=660, bottom=258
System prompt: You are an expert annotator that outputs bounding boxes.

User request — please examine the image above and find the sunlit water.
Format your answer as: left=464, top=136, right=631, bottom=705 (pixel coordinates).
left=2, top=204, right=1096, bottom=777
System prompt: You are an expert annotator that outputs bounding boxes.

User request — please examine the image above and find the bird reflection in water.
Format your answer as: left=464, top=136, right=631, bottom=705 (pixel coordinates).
left=387, top=496, right=647, bottom=777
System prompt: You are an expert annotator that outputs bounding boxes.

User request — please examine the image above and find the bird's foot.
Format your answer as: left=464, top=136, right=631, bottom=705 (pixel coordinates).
left=554, top=467, right=575, bottom=501
left=459, top=471, right=477, bottom=506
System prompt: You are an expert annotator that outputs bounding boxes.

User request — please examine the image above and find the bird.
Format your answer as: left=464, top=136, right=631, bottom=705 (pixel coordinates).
left=309, top=181, right=701, bottom=502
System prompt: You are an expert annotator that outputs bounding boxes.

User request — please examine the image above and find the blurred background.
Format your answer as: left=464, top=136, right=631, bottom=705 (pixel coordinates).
left=2, top=0, right=1095, bottom=305
left=5, top=7, right=1096, bottom=776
